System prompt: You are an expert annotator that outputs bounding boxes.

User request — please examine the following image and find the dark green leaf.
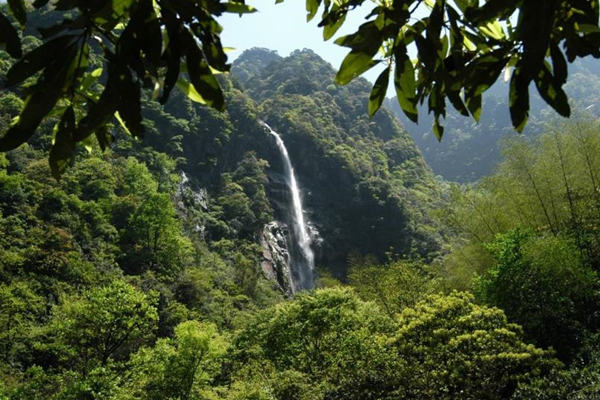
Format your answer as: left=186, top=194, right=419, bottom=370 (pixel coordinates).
left=550, top=44, right=568, bottom=86
left=0, top=12, right=21, bottom=58
left=54, top=0, right=80, bottom=11
left=534, top=62, right=570, bottom=118
left=0, top=44, right=78, bottom=152
left=453, top=0, right=475, bottom=13
left=32, top=0, right=51, bottom=8
left=73, top=63, right=119, bottom=143
left=161, top=18, right=184, bottom=104
left=185, top=34, right=225, bottom=111
left=509, top=71, right=530, bottom=133
left=49, top=106, right=76, bottom=179
left=433, top=115, right=444, bottom=141
left=394, top=45, right=418, bottom=123
left=138, top=3, right=162, bottom=68
left=334, top=22, right=381, bottom=51
left=447, top=90, right=470, bottom=117
left=197, top=24, right=229, bottom=72
left=368, top=66, right=390, bottom=117
left=7, top=0, right=26, bottom=26
left=6, top=35, right=78, bottom=87
left=117, top=66, right=144, bottom=137
left=466, top=93, right=482, bottom=121
left=95, top=125, right=114, bottom=152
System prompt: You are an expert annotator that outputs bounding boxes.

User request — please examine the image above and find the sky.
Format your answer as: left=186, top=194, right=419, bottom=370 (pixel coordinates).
left=218, top=0, right=385, bottom=85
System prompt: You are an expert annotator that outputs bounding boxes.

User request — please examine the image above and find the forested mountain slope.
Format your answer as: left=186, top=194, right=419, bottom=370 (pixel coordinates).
left=233, top=48, right=442, bottom=274
left=2, top=15, right=600, bottom=398
left=0, top=19, right=444, bottom=337
left=386, top=58, right=600, bottom=182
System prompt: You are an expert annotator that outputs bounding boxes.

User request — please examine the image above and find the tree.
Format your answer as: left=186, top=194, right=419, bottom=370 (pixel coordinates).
left=348, top=256, right=431, bottom=317
left=392, top=291, right=560, bottom=399
left=230, top=288, right=560, bottom=399
left=120, top=192, right=192, bottom=277
left=475, top=229, right=599, bottom=360
left=129, top=320, right=228, bottom=400
left=0, top=281, right=44, bottom=365
left=49, top=281, right=158, bottom=372
left=231, top=288, right=398, bottom=400
left=0, top=0, right=597, bottom=177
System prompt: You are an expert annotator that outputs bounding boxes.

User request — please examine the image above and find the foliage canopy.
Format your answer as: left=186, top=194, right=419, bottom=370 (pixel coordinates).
left=0, top=0, right=598, bottom=177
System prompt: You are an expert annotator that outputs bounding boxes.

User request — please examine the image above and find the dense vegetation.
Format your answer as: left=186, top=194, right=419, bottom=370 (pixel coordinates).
left=233, top=48, right=442, bottom=274
left=387, top=58, right=600, bottom=182
left=0, top=0, right=598, bottom=167
left=1, top=10, right=600, bottom=399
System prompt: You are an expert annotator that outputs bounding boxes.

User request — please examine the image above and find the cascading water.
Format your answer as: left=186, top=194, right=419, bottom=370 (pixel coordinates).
left=261, top=121, right=315, bottom=291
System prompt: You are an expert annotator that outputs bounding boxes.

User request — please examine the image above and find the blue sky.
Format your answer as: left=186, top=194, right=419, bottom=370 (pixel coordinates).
left=218, top=1, right=384, bottom=83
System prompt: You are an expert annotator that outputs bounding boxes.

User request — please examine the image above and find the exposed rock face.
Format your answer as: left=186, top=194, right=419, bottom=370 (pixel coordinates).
left=233, top=48, right=441, bottom=279
left=176, top=171, right=210, bottom=236
left=260, top=221, right=294, bottom=297
left=177, top=172, right=209, bottom=211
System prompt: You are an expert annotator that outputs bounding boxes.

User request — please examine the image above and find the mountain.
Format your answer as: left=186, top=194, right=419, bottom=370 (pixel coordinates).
left=386, top=58, right=600, bottom=182
left=0, top=37, right=443, bottom=302
left=232, top=48, right=442, bottom=277
left=2, top=12, right=599, bottom=398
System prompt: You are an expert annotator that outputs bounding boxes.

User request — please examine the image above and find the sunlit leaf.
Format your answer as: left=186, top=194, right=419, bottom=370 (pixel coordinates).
left=224, top=2, right=257, bottom=16
left=336, top=51, right=379, bottom=85
left=176, top=79, right=208, bottom=105
left=306, top=0, right=319, bottom=22
left=114, top=111, right=132, bottom=136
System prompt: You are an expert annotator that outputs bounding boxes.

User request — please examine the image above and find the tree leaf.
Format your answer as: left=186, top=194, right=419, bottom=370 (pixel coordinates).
left=116, top=67, right=144, bottom=137
left=550, top=44, right=568, bottom=86
left=185, top=34, right=225, bottom=111
left=79, top=67, right=103, bottom=91
left=534, top=62, right=570, bottom=118
left=433, top=115, right=444, bottom=141
left=114, top=111, right=132, bottom=136
left=161, top=19, right=183, bottom=104
left=323, top=12, right=345, bottom=41
left=32, top=0, right=51, bottom=7
left=223, top=2, right=257, bottom=16
left=306, top=0, right=319, bottom=22
left=6, top=35, right=78, bottom=87
left=7, top=0, right=26, bottom=27
left=394, top=45, right=418, bottom=123
left=95, top=125, right=114, bottom=151
left=509, top=71, right=530, bottom=133
left=467, top=0, right=520, bottom=24
left=0, top=12, right=21, bottom=58
left=49, top=106, right=76, bottom=180
left=466, top=93, right=482, bottom=121
left=480, top=20, right=505, bottom=40
left=368, top=66, right=390, bottom=117
left=448, top=90, right=470, bottom=117
left=0, top=44, right=78, bottom=152
left=177, top=79, right=207, bottom=105
left=72, top=62, right=119, bottom=143
left=336, top=51, right=379, bottom=85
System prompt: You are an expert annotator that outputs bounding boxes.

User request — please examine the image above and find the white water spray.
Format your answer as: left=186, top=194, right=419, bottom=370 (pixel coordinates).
left=261, top=121, right=315, bottom=291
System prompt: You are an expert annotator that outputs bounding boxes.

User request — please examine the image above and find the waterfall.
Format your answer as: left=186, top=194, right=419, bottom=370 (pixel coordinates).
left=261, top=121, right=315, bottom=291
